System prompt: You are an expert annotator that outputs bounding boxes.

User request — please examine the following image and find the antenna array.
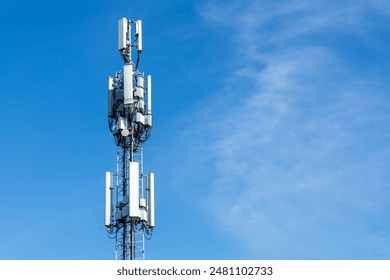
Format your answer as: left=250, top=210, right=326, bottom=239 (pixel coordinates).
left=105, top=17, right=154, bottom=260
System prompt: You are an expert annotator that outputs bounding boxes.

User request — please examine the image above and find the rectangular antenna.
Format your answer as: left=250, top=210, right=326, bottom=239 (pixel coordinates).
left=134, top=76, right=144, bottom=98
left=136, top=112, right=145, bottom=125
left=135, top=20, right=142, bottom=53
left=123, top=64, right=133, bottom=105
left=129, top=162, right=140, bottom=218
left=105, top=172, right=113, bottom=227
left=107, top=76, right=114, bottom=117
left=147, top=173, right=155, bottom=228
left=147, top=75, right=152, bottom=115
left=118, top=18, right=128, bottom=51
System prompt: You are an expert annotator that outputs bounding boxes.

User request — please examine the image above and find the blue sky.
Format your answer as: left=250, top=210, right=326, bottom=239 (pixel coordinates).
left=0, top=0, right=389, bottom=259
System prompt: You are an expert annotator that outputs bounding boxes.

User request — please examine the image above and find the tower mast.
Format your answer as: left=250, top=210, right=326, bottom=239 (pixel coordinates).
left=105, top=17, right=154, bottom=260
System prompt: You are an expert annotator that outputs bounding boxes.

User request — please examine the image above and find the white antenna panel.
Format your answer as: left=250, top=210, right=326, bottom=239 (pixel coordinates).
left=136, top=75, right=144, bottom=87
left=123, top=64, right=133, bottom=105
left=147, top=173, right=155, bottom=228
left=108, top=76, right=114, bottom=91
left=118, top=18, right=128, bottom=51
left=145, top=115, right=152, bottom=127
left=140, top=209, right=148, bottom=222
left=136, top=112, right=145, bottom=125
left=129, top=162, right=140, bottom=218
left=139, top=99, right=145, bottom=112
left=108, top=76, right=115, bottom=117
left=136, top=20, right=142, bottom=53
left=117, top=117, right=129, bottom=136
left=117, top=117, right=126, bottom=130
left=105, top=172, right=113, bottom=227
left=140, top=198, right=146, bottom=208
left=135, top=76, right=144, bottom=98
left=147, top=75, right=152, bottom=115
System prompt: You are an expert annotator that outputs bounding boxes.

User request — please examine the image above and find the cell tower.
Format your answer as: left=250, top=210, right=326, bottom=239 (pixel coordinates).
left=105, top=17, right=154, bottom=260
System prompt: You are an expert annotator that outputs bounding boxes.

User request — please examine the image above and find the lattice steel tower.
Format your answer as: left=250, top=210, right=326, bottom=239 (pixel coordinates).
left=105, top=17, right=155, bottom=260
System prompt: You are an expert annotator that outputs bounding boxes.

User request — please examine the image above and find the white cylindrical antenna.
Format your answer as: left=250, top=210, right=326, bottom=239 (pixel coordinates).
left=108, top=76, right=115, bottom=117
left=147, top=173, right=155, bottom=228
left=123, top=64, right=133, bottom=105
left=129, top=162, right=140, bottom=218
left=105, top=172, right=113, bottom=227
left=147, top=75, right=152, bottom=115
left=118, top=18, right=128, bottom=51
left=136, top=20, right=142, bottom=53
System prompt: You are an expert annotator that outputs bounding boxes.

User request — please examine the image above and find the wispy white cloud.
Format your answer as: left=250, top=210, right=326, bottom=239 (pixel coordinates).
left=200, top=0, right=390, bottom=41
left=187, top=0, right=390, bottom=258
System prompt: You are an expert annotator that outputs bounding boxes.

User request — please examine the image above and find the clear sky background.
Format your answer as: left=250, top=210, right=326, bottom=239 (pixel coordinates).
left=0, top=0, right=389, bottom=259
